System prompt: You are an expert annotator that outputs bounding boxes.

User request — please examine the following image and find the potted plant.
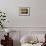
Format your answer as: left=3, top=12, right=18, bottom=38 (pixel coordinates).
left=0, top=10, right=6, bottom=28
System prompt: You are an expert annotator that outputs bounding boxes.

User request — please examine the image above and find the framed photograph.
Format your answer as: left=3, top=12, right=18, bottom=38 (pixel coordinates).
left=19, top=7, right=30, bottom=16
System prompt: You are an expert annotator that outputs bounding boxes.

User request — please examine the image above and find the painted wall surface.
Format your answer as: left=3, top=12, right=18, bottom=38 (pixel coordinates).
left=0, top=0, right=46, bottom=27
left=0, top=1, right=46, bottom=46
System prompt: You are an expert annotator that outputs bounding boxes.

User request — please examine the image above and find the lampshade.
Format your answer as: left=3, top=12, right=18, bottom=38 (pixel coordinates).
left=5, top=29, right=10, bottom=33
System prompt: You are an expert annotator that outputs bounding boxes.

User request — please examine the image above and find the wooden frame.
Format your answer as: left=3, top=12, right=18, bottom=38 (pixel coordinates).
left=19, top=7, right=30, bottom=16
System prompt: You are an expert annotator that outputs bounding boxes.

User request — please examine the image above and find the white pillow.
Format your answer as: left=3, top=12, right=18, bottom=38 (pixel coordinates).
left=37, top=34, right=45, bottom=43
left=20, top=35, right=37, bottom=43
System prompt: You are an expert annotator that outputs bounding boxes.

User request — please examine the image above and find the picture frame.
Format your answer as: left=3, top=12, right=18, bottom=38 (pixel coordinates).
left=19, top=7, right=30, bottom=16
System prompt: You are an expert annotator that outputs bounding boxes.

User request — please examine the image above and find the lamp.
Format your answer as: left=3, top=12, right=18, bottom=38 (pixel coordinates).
left=5, top=29, right=10, bottom=37
left=5, top=29, right=9, bottom=33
